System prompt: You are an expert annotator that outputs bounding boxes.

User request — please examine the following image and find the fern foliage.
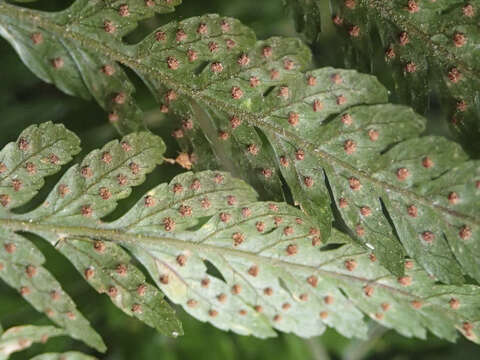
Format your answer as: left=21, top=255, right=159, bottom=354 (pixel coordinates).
left=1, top=0, right=479, bottom=285
left=0, top=325, right=64, bottom=360
left=0, top=122, right=479, bottom=347
left=289, top=0, right=480, bottom=153
left=0, top=0, right=180, bottom=134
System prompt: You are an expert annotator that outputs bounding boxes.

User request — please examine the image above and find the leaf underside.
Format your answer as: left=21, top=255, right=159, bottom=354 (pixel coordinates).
left=0, top=0, right=181, bottom=134
left=0, top=122, right=479, bottom=345
left=289, top=0, right=480, bottom=153
left=0, top=325, right=65, bottom=360
left=1, top=0, right=479, bottom=285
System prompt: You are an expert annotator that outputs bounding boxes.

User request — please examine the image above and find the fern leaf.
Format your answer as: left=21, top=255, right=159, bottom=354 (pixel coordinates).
left=31, top=353, right=97, bottom=360
left=0, top=0, right=181, bottom=134
left=0, top=325, right=64, bottom=360
left=289, top=0, right=480, bottom=153
left=1, top=1, right=479, bottom=284
left=1, top=122, right=480, bottom=343
left=0, top=122, right=181, bottom=343
left=0, top=123, right=105, bottom=352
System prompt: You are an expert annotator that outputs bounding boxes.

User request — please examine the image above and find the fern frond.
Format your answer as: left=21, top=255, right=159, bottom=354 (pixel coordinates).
left=289, top=0, right=480, bottom=153
left=0, top=325, right=64, bottom=360
left=0, top=0, right=181, bottom=134
left=1, top=1, right=479, bottom=285
left=1, top=122, right=480, bottom=344
left=0, top=122, right=181, bottom=349
left=0, top=123, right=105, bottom=351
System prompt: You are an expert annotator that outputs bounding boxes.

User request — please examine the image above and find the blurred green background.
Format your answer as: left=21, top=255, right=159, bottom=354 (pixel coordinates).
left=1, top=0, right=479, bottom=359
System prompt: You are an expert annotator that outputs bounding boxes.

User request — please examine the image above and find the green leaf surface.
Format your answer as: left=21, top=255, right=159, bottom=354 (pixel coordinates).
left=289, top=0, right=480, bottom=153
left=0, top=0, right=181, bottom=134
left=0, top=122, right=181, bottom=347
left=0, top=122, right=479, bottom=343
left=1, top=0, right=479, bottom=287
left=0, top=325, right=64, bottom=360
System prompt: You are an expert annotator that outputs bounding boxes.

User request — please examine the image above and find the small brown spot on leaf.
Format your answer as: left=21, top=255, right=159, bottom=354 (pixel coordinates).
left=406, top=0, right=419, bottom=13
left=220, top=20, right=230, bottom=32
left=348, top=25, right=360, bottom=37
left=385, top=47, right=396, bottom=59
left=307, top=76, right=317, bottom=86
left=116, top=264, right=127, bottom=276
left=208, top=309, right=218, bottom=317
left=286, top=244, right=298, bottom=255
left=18, top=137, right=29, bottom=151
left=187, top=50, right=198, bottom=62
left=304, top=176, right=314, bottom=188
left=104, top=20, right=116, bottom=33
left=237, top=53, right=250, bottom=66
left=108, top=286, right=118, bottom=297
left=339, top=198, right=348, bottom=208
left=0, top=194, right=10, bottom=207
left=167, top=56, right=179, bottom=70
left=459, top=226, right=472, bottom=240
left=345, top=259, right=357, bottom=271
left=119, top=4, right=130, bottom=16
left=201, top=197, right=211, bottom=209
left=284, top=59, right=294, bottom=70
left=132, top=304, right=142, bottom=314
left=344, top=139, right=356, bottom=154
left=324, top=295, right=334, bottom=305
left=355, top=225, right=365, bottom=237
left=405, top=260, right=414, bottom=270
left=160, top=275, right=169, bottom=285
left=117, top=174, right=127, bottom=186
left=242, top=207, right=251, bottom=217
left=81, top=205, right=93, bottom=217
left=219, top=212, right=231, bottom=222
left=208, top=41, right=219, bottom=52
left=200, top=277, right=210, bottom=288
left=187, top=299, right=198, bottom=308
left=447, top=297, right=460, bottom=310
left=176, top=29, right=187, bottom=42
left=264, top=287, right=273, bottom=296
left=411, top=300, right=422, bottom=309
left=98, top=187, right=112, bottom=201
left=31, top=32, right=43, bottom=45
left=262, top=46, right=273, bottom=57
left=421, top=231, right=435, bottom=243
left=84, top=267, right=94, bottom=280
left=20, top=287, right=30, bottom=296
left=463, top=4, right=475, bottom=17
left=12, top=179, right=22, bottom=191
left=52, top=58, right=64, bottom=69
left=144, top=195, right=156, bottom=207
left=332, top=15, right=343, bottom=25
left=254, top=305, right=263, bottom=313
left=360, top=206, right=371, bottom=217
left=313, top=99, right=323, bottom=112
left=232, top=232, right=245, bottom=246
left=176, top=254, right=187, bottom=266
left=399, top=31, right=409, bottom=46
left=279, top=86, right=289, bottom=99
left=248, top=265, right=259, bottom=277
left=368, top=129, right=379, bottom=141
left=295, top=149, right=305, bottom=161
left=163, top=217, right=175, bottom=231
left=307, top=275, right=318, bottom=287
left=231, top=284, right=242, bottom=294
left=405, top=62, right=417, bottom=73
left=375, top=312, right=384, bottom=320
left=349, top=177, right=361, bottom=191
left=363, top=285, right=374, bottom=297
left=456, top=99, right=468, bottom=112
left=448, top=67, right=462, bottom=83
left=398, top=276, right=412, bottom=286
left=381, top=303, right=391, bottom=311
left=26, top=265, right=37, bottom=277
left=320, top=311, right=329, bottom=319
left=231, top=86, right=243, bottom=99
left=288, top=112, right=299, bottom=126
left=448, top=191, right=459, bottom=204
left=396, top=167, right=410, bottom=181
left=94, top=240, right=105, bottom=253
